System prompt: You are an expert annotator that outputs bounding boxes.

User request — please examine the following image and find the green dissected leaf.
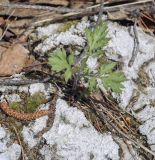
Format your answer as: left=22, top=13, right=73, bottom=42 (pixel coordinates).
left=57, top=48, right=67, bottom=59
left=108, top=72, right=127, bottom=82
left=48, top=57, right=66, bottom=71
left=98, top=61, right=126, bottom=93
left=48, top=48, right=68, bottom=72
left=83, top=67, right=90, bottom=75
left=88, top=77, right=97, bottom=92
left=100, top=62, right=116, bottom=75
left=48, top=48, right=74, bottom=82
left=81, top=57, right=87, bottom=70
left=85, top=22, right=110, bottom=54
left=103, top=79, right=124, bottom=93
left=68, top=53, right=74, bottom=65
left=64, top=68, right=72, bottom=82
left=102, top=72, right=126, bottom=93
left=93, top=50, right=103, bottom=56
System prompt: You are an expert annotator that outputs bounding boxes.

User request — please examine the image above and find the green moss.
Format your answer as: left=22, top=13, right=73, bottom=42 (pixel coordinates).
left=57, top=21, right=79, bottom=33
left=9, top=92, right=46, bottom=113
left=10, top=102, right=22, bottom=112
left=26, top=92, right=46, bottom=112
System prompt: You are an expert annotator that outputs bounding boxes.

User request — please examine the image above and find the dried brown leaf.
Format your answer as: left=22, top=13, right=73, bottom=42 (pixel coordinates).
left=0, top=44, right=29, bottom=76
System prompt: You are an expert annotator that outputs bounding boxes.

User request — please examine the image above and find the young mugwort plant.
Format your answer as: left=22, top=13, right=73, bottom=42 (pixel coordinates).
left=48, top=22, right=127, bottom=93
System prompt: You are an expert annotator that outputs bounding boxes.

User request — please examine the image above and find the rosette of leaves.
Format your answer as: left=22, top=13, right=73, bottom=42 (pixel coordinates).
left=48, top=22, right=127, bottom=93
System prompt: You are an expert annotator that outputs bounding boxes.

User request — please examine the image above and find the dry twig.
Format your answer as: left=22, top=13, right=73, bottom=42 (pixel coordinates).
left=0, top=3, right=81, bottom=13
left=33, top=0, right=154, bottom=25
left=0, top=10, right=15, bottom=41
left=86, top=97, right=155, bottom=157
left=34, top=94, right=58, bottom=138
left=128, top=21, right=140, bottom=67
left=11, top=125, right=26, bottom=160
left=0, top=76, right=52, bottom=86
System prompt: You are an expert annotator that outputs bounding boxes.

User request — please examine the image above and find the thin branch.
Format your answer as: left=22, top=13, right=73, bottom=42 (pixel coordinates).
left=33, top=0, right=154, bottom=26
left=0, top=10, right=15, bottom=41
left=89, top=99, right=155, bottom=157
left=96, top=0, right=104, bottom=25
left=128, top=21, right=139, bottom=67
left=0, top=3, right=82, bottom=13
left=0, top=76, right=52, bottom=86
left=87, top=0, right=154, bottom=12
left=11, top=125, right=27, bottom=160
left=34, top=94, right=58, bottom=138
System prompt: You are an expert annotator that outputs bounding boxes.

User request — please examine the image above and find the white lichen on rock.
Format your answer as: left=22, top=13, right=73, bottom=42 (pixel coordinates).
left=106, top=22, right=155, bottom=80
left=29, top=83, right=46, bottom=95
left=37, top=23, right=62, bottom=39
left=0, top=126, right=21, bottom=160
left=4, top=94, right=21, bottom=103
left=29, top=83, right=55, bottom=98
left=145, top=61, right=155, bottom=87
left=86, top=56, right=98, bottom=71
left=139, top=117, right=155, bottom=151
left=35, top=18, right=90, bottom=53
left=0, top=127, right=6, bottom=139
left=22, top=99, right=119, bottom=160
left=105, top=21, right=155, bottom=154
left=0, top=144, right=21, bottom=160
left=22, top=103, right=50, bottom=148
